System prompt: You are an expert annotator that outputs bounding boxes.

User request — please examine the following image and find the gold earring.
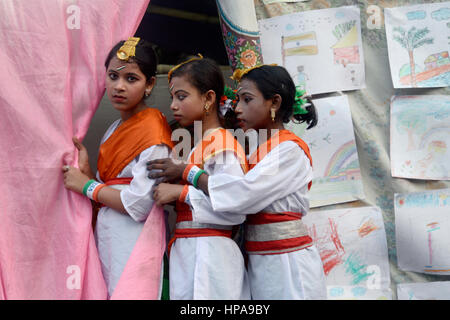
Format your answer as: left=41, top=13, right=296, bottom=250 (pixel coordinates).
left=271, top=109, right=276, bottom=122
left=204, top=103, right=210, bottom=115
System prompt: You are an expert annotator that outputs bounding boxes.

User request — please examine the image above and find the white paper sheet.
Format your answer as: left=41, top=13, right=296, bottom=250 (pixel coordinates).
left=395, top=189, right=450, bottom=275
left=397, top=281, right=450, bottom=300
left=390, top=95, right=450, bottom=180
left=258, top=6, right=365, bottom=94
left=303, top=206, right=391, bottom=300
left=385, top=2, right=450, bottom=88
left=286, top=95, right=365, bottom=207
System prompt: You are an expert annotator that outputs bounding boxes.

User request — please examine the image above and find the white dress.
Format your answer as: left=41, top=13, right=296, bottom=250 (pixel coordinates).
left=94, top=119, right=171, bottom=298
left=189, top=141, right=327, bottom=300
left=170, top=151, right=251, bottom=300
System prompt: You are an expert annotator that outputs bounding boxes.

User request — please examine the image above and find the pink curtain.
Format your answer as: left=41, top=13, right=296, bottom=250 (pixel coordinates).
left=0, top=0, right=150, bottom=299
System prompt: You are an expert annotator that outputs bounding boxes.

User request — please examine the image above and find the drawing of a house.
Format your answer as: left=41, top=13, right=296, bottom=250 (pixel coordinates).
left=400, top=51, right=450, bottom=86
left=331, top=24, right=360, bottom=66
left=424, top=51, right=450, bottom=70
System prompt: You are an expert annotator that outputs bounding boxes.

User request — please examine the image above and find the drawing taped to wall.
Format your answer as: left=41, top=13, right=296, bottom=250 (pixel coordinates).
left=286, top=95, right=365, bottom=207
left=390, top=95, right=450, bottom=180
left=385, top=2, right=450, bottom=88
left=395, top=189, right=450, bottom=275
left=397, top=281, right=450, bottom=300
left=303, top=206, right=391, bottom=300
left=258, top=5, right=365, bottom=94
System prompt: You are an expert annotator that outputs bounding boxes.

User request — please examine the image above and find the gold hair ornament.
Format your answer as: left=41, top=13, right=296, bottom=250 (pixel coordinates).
left=168, top=54, right=204, bottom=82
left=230, top=63, right=277, bottom=82
left=117, top=37, right=140, bottom=61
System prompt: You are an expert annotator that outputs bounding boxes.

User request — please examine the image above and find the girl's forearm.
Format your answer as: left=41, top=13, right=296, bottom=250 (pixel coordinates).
left=196, top=173, right=209, bottom=195
left=95, top=187, right=127, bottom=213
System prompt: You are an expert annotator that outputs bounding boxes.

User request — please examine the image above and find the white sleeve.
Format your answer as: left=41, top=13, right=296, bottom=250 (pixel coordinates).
left=208, top=141, right=313, bottom=214
left=186, top=151, right=247, bottom=225
left=120, top=144, right=171, bottom=222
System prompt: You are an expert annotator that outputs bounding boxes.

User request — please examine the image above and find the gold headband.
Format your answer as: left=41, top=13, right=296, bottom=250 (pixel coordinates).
left=168, top=53, right=203, bottom=82
left=117, top=37, right=140, bottom=61
left=231, top=63, right=278, bottom=82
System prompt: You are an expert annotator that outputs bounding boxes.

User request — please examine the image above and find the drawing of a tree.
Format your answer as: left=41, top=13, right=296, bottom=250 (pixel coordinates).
left=395, top=104, right=428, bottom=151
left=392, top=26, right=434, bottom=87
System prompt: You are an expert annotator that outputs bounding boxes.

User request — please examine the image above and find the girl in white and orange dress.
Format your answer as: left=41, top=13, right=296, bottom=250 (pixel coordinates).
left=150, top=64, right=327, bottom=300
left=63, top=38, right=173, bottom=298
left=148, top=56, right=250, bottom=300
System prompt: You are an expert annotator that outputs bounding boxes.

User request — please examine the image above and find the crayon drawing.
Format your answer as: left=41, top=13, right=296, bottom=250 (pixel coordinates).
left=385, top=3, right=450, bottom=88
left=303, top=206, right=391, bottom=300
left=258, top=6, right=365, bottom=94
left=395, top=189, right=450, bottom=275
left=286, top=95, right=365, bottom=207
left=390, top=95, right=450, bottom=180
left=397, top=282, right=450, bottom=300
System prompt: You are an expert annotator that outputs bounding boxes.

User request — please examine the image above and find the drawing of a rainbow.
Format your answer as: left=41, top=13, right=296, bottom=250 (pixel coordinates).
left=324, top=140, right=359, bottom=177
left=418, top=126, right=450, bottom=149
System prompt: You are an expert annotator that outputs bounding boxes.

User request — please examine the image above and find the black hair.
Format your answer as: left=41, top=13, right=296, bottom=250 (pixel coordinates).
left=104, top=39, right=158, bottom=83
left=241, top=65, right=317, bottom=129
left=170, top=57, right=236, bottom=128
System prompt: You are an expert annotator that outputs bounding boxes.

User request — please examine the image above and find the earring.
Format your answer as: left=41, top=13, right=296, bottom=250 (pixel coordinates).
left=271, top=109, right=276, bottom=122
left=145, top=90, right=150, bottom=97
left=204, top=103, right=210, bottom=115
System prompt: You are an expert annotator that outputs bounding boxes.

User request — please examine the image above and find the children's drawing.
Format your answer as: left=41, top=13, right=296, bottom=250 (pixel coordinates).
left=258, top=6, right=365, bottom=94
left=303, top=206, right=391, bottom=300
left=281, top=31, right=318, bottom=66
left=395, top=189, right=450, bottom=275
left=328, top=286, right=392, bottom=300
left=286, top=95, right=365, bottom=207
left=385, top=3, right=450, bottom=88
left=390, top=95, right=450, bottom=180
left=331, top=20, right=360, bottom=67
left=397, top=281, right=450, bottom=300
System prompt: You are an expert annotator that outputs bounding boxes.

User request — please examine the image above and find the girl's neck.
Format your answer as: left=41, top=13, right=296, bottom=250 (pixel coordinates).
left=201, top=112, right=222, bottom=136
left=120, top=102, right=147, bottom=122
left=265, top=121, right=285, bottom=139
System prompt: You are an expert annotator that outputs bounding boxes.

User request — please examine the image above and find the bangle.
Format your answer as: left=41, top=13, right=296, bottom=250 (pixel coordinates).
left=82, top=180, right=96, bottom=196
left=83, top=180, right=106, bottom=201
left=186, top=165, right=201, bottom=185
left=182, top=164, right=194, bottom=181
left=179, top=185, right=189, bottom=203
left=192, top=169, right=205, bottom=188
left=92, top=184, right=106, bottom=202
left=185, top=165, right=205, bottom=188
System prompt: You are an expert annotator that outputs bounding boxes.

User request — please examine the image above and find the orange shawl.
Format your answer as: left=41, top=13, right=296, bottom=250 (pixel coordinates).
left=97, top=108, right=174, bottom=182
left=248, top=129, right=312, bottom=189
left=189, top=128, right=248, bottom=173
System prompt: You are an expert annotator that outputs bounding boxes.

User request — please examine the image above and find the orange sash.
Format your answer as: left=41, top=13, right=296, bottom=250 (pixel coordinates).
left=189, top=128, right=249, bottom=173
left=97, top=108, right=174, bottom=182
left=248, top=129, right=313, bottom=190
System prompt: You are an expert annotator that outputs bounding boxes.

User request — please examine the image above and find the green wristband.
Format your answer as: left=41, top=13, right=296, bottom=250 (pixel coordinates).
left=192, top=169, right=205, bottom=188
left=82, top=179, right=96, bottom=196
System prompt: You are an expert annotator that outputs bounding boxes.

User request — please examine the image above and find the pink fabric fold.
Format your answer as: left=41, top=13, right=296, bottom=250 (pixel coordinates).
left=111, top=205, right=167, bottom=300
left=0, top=0, right=150, bottom=299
